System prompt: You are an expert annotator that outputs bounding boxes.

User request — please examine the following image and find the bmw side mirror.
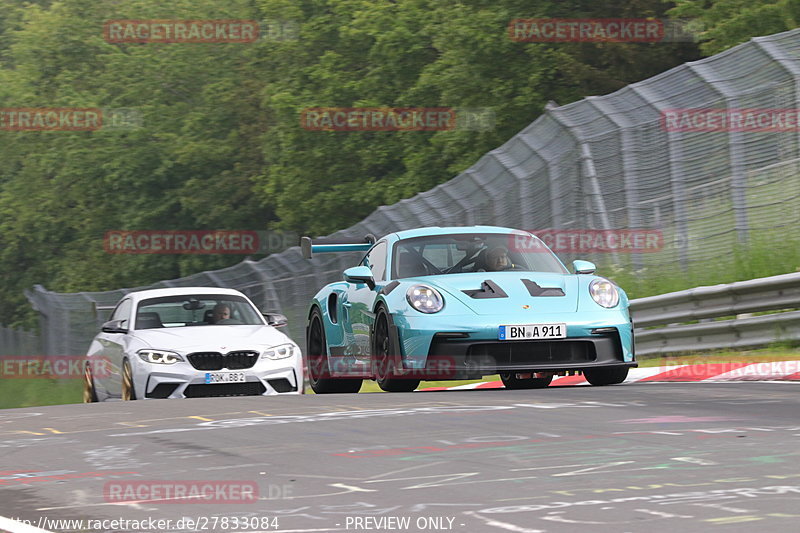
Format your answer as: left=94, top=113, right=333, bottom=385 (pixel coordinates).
left=101, top=319, right=128, bottom=334
left=572, top=260, right=596, bottom=275
left=343, top=265, right=375, bottom=289
left=262, top=312, right=288, bottom=327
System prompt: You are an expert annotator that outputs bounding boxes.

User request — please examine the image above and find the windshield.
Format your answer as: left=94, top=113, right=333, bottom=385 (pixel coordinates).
left=392, top=233, right=568, bottom=278
left=135, top=294, right=264, bottom=329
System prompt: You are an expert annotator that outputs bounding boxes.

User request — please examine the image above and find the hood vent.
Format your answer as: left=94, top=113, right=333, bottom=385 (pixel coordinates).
left=522, top=279, right=565, bottom=297
left=463, top=280, right=508, bottom=299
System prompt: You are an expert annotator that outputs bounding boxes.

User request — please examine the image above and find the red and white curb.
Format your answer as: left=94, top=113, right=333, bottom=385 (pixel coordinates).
left=419, top=361, right=800, bottom=391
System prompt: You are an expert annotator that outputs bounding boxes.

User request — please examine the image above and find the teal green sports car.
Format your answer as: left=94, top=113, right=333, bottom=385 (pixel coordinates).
left=302, top=226, right=636, bottom=393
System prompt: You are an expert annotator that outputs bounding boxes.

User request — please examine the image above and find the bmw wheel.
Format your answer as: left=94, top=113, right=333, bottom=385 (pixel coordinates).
left=121, top=359, right=136, bottom=401
left=83, top=362, right=98, bottom=403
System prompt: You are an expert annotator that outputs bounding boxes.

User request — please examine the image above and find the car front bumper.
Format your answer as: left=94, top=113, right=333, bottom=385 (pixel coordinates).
left=133, top=359, right=304, bottom=399
left=392, top=310, right=635, bottom=379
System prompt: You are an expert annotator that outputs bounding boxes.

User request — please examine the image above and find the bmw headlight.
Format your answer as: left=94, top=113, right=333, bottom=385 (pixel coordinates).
left=406, top=285, right=444, bottom=314
left=263, top=343, right=296, bottom=360
left=138, top=349, right=183, bottom=365
left=589, top=279, right=619, bottom=308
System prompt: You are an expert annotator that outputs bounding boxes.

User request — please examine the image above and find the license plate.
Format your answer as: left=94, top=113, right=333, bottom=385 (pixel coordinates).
left=205, top=372, right=246, bottom=384
left=499, top=323, right=566, bottom=340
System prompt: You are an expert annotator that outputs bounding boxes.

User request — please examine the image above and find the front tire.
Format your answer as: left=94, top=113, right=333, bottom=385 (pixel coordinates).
left=306, top=308, right=362, bottom=394
left=373, top=310, right=419, bottom=392
left=583, top=366, right=629, bottom=386
left=83, top=362, right=98, bottom=403
left=500, top=372, right=553, bottom=390
left=121, top=359, right=136, bottom=401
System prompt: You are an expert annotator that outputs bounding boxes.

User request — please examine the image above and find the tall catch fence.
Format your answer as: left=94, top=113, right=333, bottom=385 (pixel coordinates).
left=0, top=326, right=41, bottom=356
left=18, top=29, right=800, bottom=355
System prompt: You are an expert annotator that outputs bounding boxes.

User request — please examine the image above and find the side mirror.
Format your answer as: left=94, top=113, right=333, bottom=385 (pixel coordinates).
left=101, top=319, right=128, bottom=334
left=262, top=312, right=288, bottom=327
left=572, top=260, right=596, bottom=275
left=343, top=265, right=375, bottom=289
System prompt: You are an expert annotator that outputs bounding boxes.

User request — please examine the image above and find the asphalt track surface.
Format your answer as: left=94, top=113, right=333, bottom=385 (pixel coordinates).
left=2, top=382, right=800, bottom=533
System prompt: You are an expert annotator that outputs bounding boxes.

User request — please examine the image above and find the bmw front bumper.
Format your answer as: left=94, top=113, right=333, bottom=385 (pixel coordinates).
left=133, top=359, right=304, bottom=399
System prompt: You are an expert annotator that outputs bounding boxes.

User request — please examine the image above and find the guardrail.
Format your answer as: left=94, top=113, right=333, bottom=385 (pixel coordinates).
left=630, top=272, right=800, bottom=355
left=4, top=274, right=799, bottom=359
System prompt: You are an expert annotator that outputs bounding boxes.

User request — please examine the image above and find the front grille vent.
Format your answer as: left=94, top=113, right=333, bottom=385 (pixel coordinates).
left=187, top=351, right=259, bottom=370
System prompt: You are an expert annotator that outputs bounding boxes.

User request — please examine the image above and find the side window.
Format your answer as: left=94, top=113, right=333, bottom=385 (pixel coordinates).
left=362, top=241, right=388, bottom=282
left=110, top=299, right=132, bottom=328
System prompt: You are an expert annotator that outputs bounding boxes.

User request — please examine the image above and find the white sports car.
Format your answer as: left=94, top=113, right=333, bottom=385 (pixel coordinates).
left=84, top=287, right=303, bottom=401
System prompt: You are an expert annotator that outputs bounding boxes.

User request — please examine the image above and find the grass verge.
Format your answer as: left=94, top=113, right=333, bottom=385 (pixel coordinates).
left=0, top=379, right=82, bottom=409
left=636, top=345, right=800, bottom=368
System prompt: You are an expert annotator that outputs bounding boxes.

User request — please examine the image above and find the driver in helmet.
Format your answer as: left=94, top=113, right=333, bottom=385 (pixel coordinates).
left=486, top=246, right=511, bottom=271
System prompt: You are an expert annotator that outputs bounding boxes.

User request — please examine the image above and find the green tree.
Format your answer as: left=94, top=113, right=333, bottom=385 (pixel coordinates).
left=0, top=0, right=702, bottom=327
left=255, top=0, right=700, bottom=235
left=669, top=0, right=800, bottom=54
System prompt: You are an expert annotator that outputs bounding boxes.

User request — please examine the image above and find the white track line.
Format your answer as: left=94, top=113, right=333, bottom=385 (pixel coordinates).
left=446, top=382, right=485, bottom=390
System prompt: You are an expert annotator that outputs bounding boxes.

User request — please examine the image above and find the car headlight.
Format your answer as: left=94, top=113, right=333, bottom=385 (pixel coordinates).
left=589, top=279, right=619, bottom=308
left=138, top=349, right=183, bottom=365
left=406, top=285, right=444, bottom=313
left=262, top=343, right=296, bottom=360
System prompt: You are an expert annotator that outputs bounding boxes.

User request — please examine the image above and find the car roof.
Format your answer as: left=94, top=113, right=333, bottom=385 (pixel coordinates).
left=122, top=287, right=248, bottom=302
left=390, top=225, right=530, bottom=240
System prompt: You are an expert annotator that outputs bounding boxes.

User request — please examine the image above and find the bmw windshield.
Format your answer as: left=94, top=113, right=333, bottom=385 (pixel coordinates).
left=135, top=294, right=265, bottom=329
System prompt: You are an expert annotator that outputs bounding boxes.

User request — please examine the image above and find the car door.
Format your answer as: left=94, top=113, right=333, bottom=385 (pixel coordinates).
left=341, top=240, right=388, bottom=361
left=95, top=297, right=133, bottom=398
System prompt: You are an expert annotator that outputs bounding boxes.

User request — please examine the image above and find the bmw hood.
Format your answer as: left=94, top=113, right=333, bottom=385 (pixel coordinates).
left=408, top=272, right=579, bottom=315
left=131, top=325, right=293, bottom=354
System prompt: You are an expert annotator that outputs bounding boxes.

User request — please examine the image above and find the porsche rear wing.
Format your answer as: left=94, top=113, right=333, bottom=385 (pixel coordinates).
left=300, top=234, right=376, bottom=259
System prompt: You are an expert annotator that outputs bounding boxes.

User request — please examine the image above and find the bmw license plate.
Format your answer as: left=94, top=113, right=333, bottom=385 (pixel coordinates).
left=499, top=324, right=566, bottom=340
left=205, top=372, right=246, bottom=384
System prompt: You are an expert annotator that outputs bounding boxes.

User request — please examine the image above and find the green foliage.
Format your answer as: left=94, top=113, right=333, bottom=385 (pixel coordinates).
left=670, top=0, right=800, bottom=54
left=600, top=230, right=800, bottom=299
left=0, top=0, right=272, bottom=326
left=255, top=0, right=701, bottom=234
left=0, top=0, right=704, bottom=327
